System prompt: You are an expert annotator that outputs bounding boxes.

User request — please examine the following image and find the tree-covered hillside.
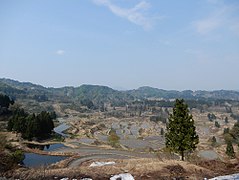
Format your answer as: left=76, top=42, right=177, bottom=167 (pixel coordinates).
left=74, top=84, right=134, bottom=106
left=1, top=78, right=239, bottom=110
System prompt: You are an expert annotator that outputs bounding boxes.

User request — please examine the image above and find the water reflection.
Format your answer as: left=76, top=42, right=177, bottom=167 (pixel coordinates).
left=26, top=143, right=66, bottom=151
left=23, top=153, right=67, bottom=167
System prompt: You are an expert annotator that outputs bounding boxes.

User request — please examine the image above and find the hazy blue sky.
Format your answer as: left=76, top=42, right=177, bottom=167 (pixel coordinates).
left=0, top=0, right=239, bottom=90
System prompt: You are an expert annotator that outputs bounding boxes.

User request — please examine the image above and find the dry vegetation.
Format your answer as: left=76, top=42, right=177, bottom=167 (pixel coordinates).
left=7, top=158, right=239, bottom=180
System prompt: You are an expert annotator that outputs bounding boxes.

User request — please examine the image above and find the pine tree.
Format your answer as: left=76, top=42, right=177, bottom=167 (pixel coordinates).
left=226, top=141, right=235, bottom=158
left=160, top=128, right=164, bottom=136
left=211, top=136, right=217, bottom=146
left=215, top=121, right=220, bottom=128
left=225, top=117, right=229, bottom=124
left=165, top=99, right=199, bottom=161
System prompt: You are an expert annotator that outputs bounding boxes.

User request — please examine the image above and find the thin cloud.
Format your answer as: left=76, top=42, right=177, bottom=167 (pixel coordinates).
left=193, top=2, right=239, bottom=36
left=56, top=50, right=65, bottom=55
left=93, top=0, right=162, bottom=30
left=194, top=16, right=221, bottom=35
left=193, top=6, right=228, bottom=35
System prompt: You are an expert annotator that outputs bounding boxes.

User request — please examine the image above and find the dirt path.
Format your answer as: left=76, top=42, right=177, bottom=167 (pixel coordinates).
left=60, top=144, right=156, bottom=167
left=68, top=154, right=133, bottom=168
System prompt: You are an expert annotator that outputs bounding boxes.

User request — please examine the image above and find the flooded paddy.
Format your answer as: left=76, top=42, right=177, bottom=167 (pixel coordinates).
left=26, top=143, right=67, bottom=152
left=54, top=123, right=70, bottom=137
left=198, top=150, right=219, bottom=160
left=23, top=153, right=67, bottom=167
left=80, top=120, right=166, bottom=151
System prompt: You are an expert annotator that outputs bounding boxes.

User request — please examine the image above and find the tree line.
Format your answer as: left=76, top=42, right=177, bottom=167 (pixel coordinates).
left=0, top=93, right=56, bottom=140
left=223, top=122, right=239, bottom=158
left=0, top=94, right=14, bottom=115
left=7, top=108, right=56, bottom=140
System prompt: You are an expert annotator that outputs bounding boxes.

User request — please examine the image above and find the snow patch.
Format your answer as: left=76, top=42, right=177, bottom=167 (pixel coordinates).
left=89, top=161, right=116, bottom=167
left=208, top=173, right=239, bottom=180
left=59, top=178, right=90, bottom=180
left=110, top=173, right=135, bottom=180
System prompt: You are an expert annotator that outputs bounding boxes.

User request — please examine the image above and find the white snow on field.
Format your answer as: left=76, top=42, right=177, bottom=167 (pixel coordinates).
left=208, top=173, right=239, bottom=180
left=89, top=161, right=116, bottom=167
left=110, top=173, right=134, bottom=180
left=60, top=178, right=90, bottom=180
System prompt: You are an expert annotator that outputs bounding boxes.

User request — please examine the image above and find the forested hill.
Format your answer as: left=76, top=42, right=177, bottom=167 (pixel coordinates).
left=0, top=78, right=239, bottom=106
left=128, top=86, right=239, bottom=100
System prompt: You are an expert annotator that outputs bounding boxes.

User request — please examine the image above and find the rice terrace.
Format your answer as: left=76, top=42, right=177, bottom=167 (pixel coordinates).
left=1, top=0, right=239, bottom=179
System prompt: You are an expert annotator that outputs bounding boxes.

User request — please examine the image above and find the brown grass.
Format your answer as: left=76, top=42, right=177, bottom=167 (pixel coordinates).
left=8, top=158, right=217, bottom=180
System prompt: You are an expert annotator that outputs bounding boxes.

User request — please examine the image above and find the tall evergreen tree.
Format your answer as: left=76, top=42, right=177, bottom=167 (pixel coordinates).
left=226, top=141, right=235, bottom=158
left=165, top=99, right=199, bottom=161
left=225, top=117, right=229, bottom=124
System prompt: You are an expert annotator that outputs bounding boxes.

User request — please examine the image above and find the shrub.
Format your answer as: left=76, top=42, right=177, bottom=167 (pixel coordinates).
left=108, top=129, right=120, bottom=147
left=208, top=113, right=216, bottom=121
left=11, top=150, right=25, bottom=163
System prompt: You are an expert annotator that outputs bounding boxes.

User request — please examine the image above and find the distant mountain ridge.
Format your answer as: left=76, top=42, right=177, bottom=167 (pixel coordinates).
left=0, top=78, right=239, bottom=104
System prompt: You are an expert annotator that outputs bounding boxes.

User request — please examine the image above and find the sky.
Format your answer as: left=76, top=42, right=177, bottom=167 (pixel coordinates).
left=0, top=0, right=239, bottom=90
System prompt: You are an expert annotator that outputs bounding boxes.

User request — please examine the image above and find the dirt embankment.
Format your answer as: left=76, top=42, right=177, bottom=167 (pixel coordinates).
left=6, top=158, right=239, bottom=180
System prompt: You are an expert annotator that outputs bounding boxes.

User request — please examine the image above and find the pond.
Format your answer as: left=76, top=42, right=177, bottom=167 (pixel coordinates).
left=23, top=123, right=70, bottom=167
left=23, top=153, right=67, bottom=167
left=26, top=143, right=67, bottom=152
